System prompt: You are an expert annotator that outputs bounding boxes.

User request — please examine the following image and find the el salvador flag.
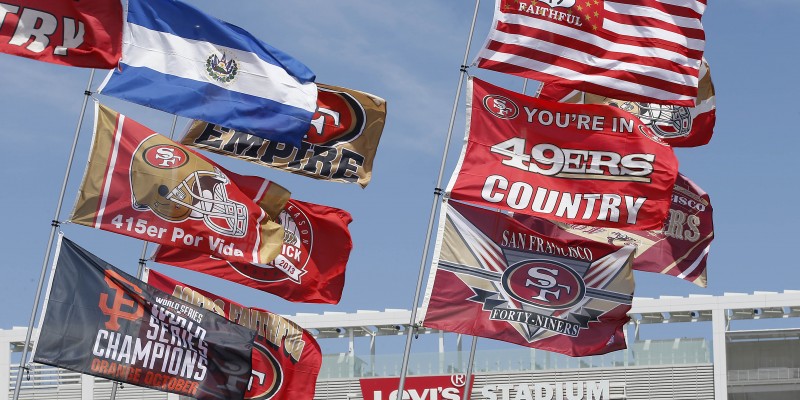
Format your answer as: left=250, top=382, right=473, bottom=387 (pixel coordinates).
left=98, top=0, right=317, bottom=146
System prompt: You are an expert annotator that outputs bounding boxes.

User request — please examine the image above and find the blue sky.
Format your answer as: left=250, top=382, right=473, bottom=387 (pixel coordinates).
left=1, top=0, right=799, bottom=356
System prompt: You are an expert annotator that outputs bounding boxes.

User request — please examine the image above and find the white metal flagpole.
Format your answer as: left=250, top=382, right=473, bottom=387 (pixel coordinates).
left=461, top=336, right=479, bottom=400
left=396, top=0, right=481, bottom=395
left=12, top=69, right=96, bottom=400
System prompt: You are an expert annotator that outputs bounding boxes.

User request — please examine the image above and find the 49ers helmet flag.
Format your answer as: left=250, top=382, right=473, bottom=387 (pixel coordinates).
left=70, top=103, right=289, bottom=265
left=420, top=201, right=635, bottom=357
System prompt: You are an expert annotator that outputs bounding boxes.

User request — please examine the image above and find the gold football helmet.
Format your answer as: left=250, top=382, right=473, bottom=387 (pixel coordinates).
left=130, top=134, right=248, bottom=237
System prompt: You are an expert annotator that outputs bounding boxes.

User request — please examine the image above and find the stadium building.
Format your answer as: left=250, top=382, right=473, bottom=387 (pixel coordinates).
left=2, top=291, right=799, bottom=400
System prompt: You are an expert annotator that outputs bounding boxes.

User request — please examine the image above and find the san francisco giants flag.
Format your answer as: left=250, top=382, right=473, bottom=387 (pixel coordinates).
left=34, top=236, right=255, bottom=399
left=420, top=201, right=635, bottom=357
left=144, top=269, right=322, bottom=400
left=70, top=103, right=289, bottom=265
left=539, top=59, right=717, bottom=148
left=514, top=173, right=714, bottom=287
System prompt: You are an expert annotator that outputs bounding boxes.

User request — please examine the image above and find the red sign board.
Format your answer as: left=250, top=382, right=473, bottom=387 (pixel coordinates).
left=359, top=375, right=474, bottom=400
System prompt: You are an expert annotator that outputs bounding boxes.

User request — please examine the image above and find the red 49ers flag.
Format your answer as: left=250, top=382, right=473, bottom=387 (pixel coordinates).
left=420, top=201, right=635, bottom=357
left=70, top=103, right=289, bottom=265
left=153, top=198, right=352, bottom=304
left=448, top=78, right=679, bottom=230
left=144, top=269, right=322, bottom=400
left=0, top=0, right=122, bottom=68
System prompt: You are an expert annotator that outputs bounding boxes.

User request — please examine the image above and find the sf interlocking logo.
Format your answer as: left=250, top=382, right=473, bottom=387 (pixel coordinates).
left=98, top=270, right=144, bottom=330
left=482, top=94, right=519, bottom=119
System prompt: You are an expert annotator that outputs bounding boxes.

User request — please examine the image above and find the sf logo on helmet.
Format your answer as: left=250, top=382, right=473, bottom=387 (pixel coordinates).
left=98, top=270, right=144, bottom=330
left=483, top=95, right=519, bottom=119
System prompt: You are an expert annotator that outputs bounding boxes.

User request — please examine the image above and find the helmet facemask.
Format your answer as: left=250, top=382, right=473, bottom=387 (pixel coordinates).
left=636, top=103, right=692, bottom=138
left=166, top=168, right=248, bottom=237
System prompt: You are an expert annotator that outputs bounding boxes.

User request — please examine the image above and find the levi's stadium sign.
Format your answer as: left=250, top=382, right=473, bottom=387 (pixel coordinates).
left=359, top=375, right=473, bottom=400
left=359, top=376, right=611, bottom=400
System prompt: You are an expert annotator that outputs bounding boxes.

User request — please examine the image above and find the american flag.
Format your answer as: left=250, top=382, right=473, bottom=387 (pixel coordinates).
left=474, top=0, right=707, bottom=106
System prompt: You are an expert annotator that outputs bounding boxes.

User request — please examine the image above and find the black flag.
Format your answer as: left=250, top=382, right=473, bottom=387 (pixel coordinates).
left=34, top=236, right=255, bottom=400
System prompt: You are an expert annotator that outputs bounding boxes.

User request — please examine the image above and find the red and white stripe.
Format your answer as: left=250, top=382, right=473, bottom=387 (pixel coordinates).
left=475, top=0, right=707, bottom=106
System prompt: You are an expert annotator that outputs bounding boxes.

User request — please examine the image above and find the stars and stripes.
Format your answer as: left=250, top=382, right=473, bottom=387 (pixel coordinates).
left=474, top=0, right=708, bottom=106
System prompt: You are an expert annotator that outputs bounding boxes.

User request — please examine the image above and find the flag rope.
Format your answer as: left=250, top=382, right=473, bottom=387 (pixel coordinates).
left=12, top=69, right=96, bottom=400
left=395, top=0, right=481, bottom=396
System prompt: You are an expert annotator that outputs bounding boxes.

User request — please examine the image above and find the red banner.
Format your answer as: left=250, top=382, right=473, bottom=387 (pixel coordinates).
left=421, top=201, right=634, bottom=357
left=514, top=173, right=714, bottom=287
left=539, top=59, right=717, bottom=148
left=448, top=78, right=678, bottom=230
left=153, top=199, right=352, bottom=304
left=70, top=103, right=289, bottom=265
left=0, top=0, right=121, bottom=68
left=359, top=375, right=474, bottom=400
left=145, top=270, right=322, bottom=400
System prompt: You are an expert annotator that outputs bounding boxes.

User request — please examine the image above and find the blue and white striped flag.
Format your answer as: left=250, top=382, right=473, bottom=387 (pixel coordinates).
left=98, top=0, right=317, bottom=145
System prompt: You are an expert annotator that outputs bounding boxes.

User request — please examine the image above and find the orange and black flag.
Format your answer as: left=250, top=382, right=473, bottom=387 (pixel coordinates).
left=70, top=103, right=289, bottom=265
left=33, top=236, right=255, bottom=400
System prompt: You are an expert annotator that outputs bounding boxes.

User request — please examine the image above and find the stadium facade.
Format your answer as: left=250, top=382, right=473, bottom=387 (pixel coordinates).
left=2, top=291, right=799, bottom=400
